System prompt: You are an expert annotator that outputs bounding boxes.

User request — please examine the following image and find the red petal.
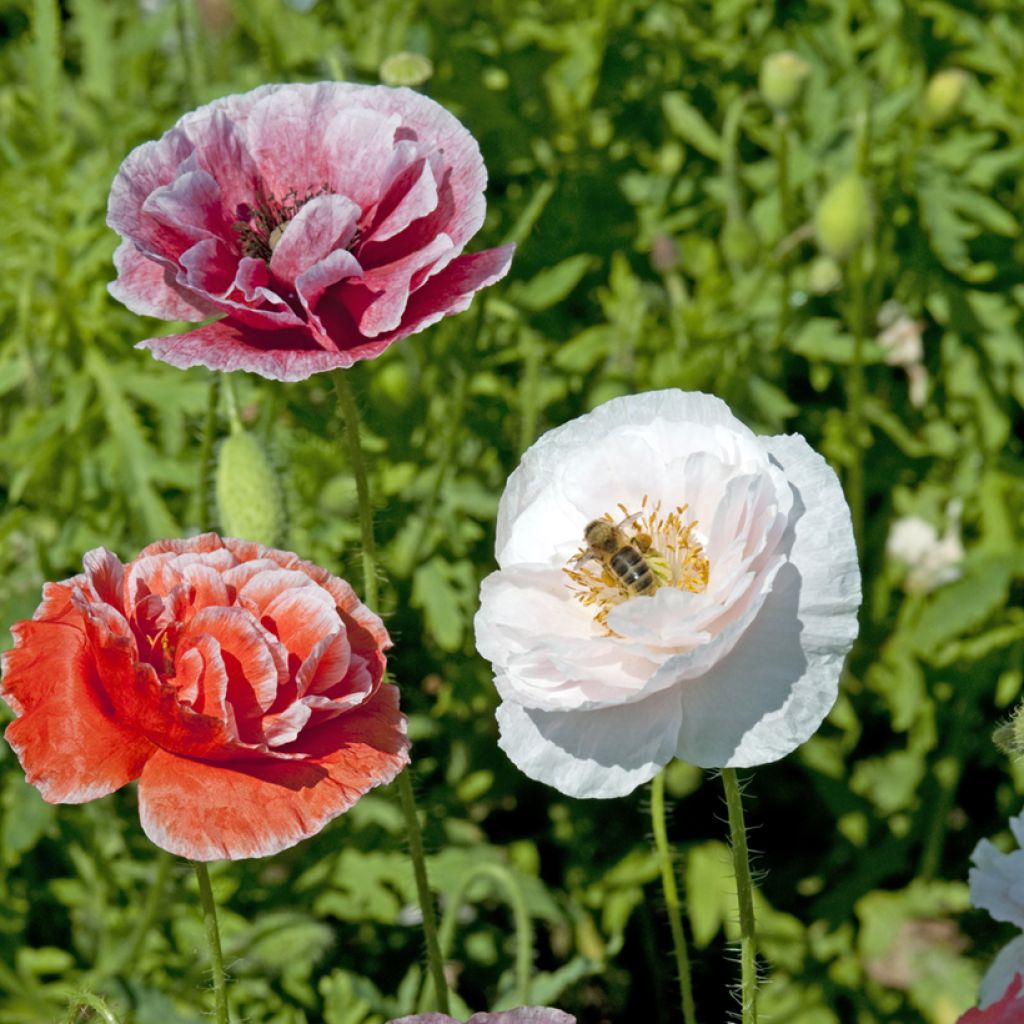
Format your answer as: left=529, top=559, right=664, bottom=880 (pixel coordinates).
left=2, top=616, right=154, bottom=803
left=137, top=683, right=409, bottom=859
left=958, top=976, right=1024, bottom=1023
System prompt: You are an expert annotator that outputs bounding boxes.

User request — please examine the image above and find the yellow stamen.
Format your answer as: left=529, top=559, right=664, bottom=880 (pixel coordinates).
left=564, top=500, right=710, bottom=634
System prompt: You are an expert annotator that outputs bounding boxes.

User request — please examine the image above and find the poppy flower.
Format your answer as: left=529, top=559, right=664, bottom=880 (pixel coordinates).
left=474, top=390, right=861, bottom=798
left=388, top=1011, right=575, bottom=1024
left=970, top=811, right=1024, bottom=1008
left=107, top=82, right=514, bottom=381
left=957, top=975, right=1024, bottom=1023
left=0, top=534, right=407, bottom=860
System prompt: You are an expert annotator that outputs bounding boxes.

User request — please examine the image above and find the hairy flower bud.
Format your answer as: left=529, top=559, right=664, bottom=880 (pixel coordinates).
left=814, top=172, right=872, bottom=259
left=215, top=429, right=286, bottom=546
left=759, top=51, right=811, bottom=111
left=925, top=68, right=969, bottom=124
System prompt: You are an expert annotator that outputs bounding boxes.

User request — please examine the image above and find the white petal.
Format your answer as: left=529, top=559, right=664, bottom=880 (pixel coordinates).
left=970, top=839, right=1024, bottom=929
left=980, top=934, right=1024, bottom=1008
left=496, top=390, right=756, bottom=562
left=674, top=433, right=860, bottom=767
left=496, top=687, right=682, bottom=799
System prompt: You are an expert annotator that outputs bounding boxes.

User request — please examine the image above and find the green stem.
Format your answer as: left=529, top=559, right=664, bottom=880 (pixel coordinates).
left=332, top=371, right=379, bottom=608
left=437, top=862, right=533, bottom=1008
left=845, top=247, right=867, bottom=552
left=773, top=112, right=793, bottom=350
left=192, top=862, right=230, bottom=1024
left=398, top=771, right=451, bottom=1014
left=192, top=375, right=219, bottom=531
left=91, top=852, right=173, bottom=983
left=332, top=369, right=449, bottom=1014
left=722, top=769, right=757, bottom=1024
left=650, top=770, right=698, bottom=1024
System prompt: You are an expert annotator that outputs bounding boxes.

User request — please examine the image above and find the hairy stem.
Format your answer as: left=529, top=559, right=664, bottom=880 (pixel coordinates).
left=192, top=862, right=229, bottom=1024
left=651, top=770, right=698, bottom=1024
left=333, top=369, right=450, bottom=1013
left=722, top=768, right=757, bottom=1024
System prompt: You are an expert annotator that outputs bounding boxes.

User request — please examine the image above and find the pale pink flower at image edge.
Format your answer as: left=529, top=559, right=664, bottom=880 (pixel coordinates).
left=388, top=1010, right=575, bottom=1024
left=108, top=82, right=514, bottom=381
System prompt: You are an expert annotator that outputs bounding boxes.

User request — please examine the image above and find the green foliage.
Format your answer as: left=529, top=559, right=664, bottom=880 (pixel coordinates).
left=1, top=0, right=1023, bottom=1021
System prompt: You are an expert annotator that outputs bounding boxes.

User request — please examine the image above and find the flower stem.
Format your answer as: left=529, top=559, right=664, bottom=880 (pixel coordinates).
left=332, top=368, right=450, bottom=1014
left=721, top=768, right=757, bottom=1024
left=398, top=770, right=451, bottom=1015
left=332, top=371, right=379, bottom=609
left=845, top=247, right=867, bottom=552
left=437, top=861, right=534, bottom=1008
left=192, top=862, right=230, bottom=1024
left=650, top=769, right=698, bottom=1024
left=192, top=374, right=219, bottom=531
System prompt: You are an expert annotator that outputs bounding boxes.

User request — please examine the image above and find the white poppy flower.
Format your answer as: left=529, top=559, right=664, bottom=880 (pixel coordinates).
left=970, top=812, right=1024, bottom=929
left=474, top=390, right=861, bottom=798
left=886, top=506, right=963, bottom=595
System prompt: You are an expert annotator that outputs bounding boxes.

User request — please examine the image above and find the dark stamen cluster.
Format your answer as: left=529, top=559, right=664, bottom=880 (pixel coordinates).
left=232, top=183, right=331, bottom=261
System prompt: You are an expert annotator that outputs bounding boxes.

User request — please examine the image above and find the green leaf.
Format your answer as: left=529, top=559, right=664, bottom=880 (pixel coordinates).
left=661, top=93, right=722, bottom=159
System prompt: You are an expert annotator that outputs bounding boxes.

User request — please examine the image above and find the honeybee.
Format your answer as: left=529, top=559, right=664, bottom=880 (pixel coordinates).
left=574, top=513, right=657, bottom=597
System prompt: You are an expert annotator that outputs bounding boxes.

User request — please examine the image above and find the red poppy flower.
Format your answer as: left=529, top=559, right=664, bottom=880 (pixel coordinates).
left=107, top=82, right=514, bottom=381
left=0, top=535, right=408, bottom=860
left=959, top=976, right=1024, bottom=1024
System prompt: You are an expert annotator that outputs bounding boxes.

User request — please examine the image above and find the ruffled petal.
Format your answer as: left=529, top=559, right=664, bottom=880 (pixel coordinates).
left=137, top=683, right=408, bottom=859
left=673, top=434, right=859, bottom=767
left=108, top=240, right=212, bottom=321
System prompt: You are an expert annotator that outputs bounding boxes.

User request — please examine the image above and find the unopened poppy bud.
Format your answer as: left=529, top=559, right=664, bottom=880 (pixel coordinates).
left=216, top=429, right=286, bottom=546
left=808, top=255, right=842, bottom=294
left=814, top=172, right=872, bottom=259
left=925, top=68, right=968, bottom=124
left=994, top=704, right=1024, bottom=761
left=379, top=52, right=434, bottom=88
left=650, top=233, right=681, bottom=274
left=759, top=51, right=811, bottom=112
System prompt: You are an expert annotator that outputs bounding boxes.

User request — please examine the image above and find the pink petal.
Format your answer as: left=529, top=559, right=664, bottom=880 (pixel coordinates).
left=269, top=194, right=361, bottom=286
left=108, top=240, right=212, bottom=321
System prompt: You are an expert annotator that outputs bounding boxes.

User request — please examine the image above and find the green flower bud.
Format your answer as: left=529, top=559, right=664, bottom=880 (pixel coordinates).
left=379, top=52, right=434, bottom=88
left=814, top=172, right=872, bottom=259
left=808, top=255, right=842, bottom=294
left=925, top=68, right=968, bottom=124
left=759, top=51, right=811, bottom=112
left=994, top=702, right=1024, bottom=761
left=215, top=429, right=285, bottom=546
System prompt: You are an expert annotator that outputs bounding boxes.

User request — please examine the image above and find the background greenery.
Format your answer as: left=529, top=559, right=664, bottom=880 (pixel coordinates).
left=1, top=0, right=1023, bottom=1021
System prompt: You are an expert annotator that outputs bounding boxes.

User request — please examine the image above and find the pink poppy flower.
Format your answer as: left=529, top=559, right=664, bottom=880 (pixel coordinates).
left=958, top=975, right=1024, bottom=1023
left=1, top=534, right=408, bottom=860
left=108, top=83, right=514, bottom=381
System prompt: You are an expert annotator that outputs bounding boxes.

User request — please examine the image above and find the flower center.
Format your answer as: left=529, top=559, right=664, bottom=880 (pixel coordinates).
left=563, top=498, right=710, bottom=633
left=232, top=184, right=331, bottom=261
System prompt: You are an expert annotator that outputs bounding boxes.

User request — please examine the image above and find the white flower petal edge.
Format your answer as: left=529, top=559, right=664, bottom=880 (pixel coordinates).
left=674, top=434, right=860, bottom=767
left=477, top=390, right=861, bottom=797
left=496, top=686, right=683, bottom=799
left=970, top=811, right=1024, bottom=929
left=980, top=935, right=1024, bottom=1008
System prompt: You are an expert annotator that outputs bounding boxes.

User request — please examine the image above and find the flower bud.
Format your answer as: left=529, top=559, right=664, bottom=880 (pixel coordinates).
left=215, top=429, right=286, bottom=546
left=379, top=52, right=434, bottom=88
left=925, top=68, right=968, bottom=124
left=814, top=172, right=872, bottom=259
left=759, top=51, right=811, bottom=112
left=994, top=704, right=1024, bottom=761
left=808, top=255, right=841, bottom=294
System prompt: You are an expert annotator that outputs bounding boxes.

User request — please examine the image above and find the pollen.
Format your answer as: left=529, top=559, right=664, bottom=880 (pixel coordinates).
left=563, top=497, right=710, bottom=634
left=232, top=184, right=332, bottom=262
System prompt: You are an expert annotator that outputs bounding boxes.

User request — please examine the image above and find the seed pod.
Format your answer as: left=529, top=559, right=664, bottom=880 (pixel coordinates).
left=215, top=429, right=286, bottom=547
left=925, top=68, right=968, bottom=124
left=759, top=51, right=811, bottom=112
left=814, top=172, right=872, bottom=259
left=379, top=52, right=434, bottom=88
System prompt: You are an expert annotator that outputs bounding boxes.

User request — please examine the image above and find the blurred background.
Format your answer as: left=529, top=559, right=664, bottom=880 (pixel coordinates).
left=1, top=1, right=1023, bottom=1021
